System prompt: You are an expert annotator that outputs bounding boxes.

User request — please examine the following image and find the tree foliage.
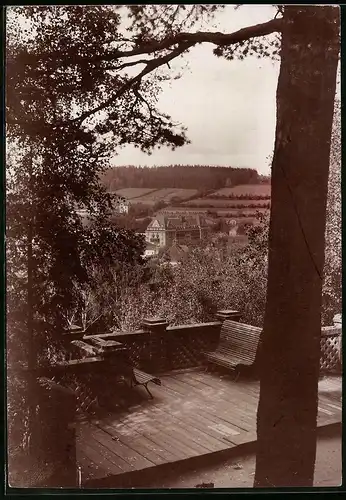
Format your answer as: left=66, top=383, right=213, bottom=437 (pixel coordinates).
left=323, top=100, right=341, bottom=323
left=7, top=6, right=190, bottom=147
left=8, top=4, right=193, bottom=364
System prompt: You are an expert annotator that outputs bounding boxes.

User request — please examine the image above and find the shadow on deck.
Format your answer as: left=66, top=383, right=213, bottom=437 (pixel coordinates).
left=77, top=369, right=342, bottom=488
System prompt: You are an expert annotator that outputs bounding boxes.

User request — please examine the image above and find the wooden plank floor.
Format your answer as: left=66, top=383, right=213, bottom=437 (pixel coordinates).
left=76, top=370, right=342, bottom=485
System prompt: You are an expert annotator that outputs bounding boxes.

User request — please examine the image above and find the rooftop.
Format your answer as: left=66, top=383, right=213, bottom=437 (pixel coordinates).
left=162, top=243, right=190, bottom=263
left=147, top=213, right=208, bottom=231
left=76, top=369, right=341, bottom=488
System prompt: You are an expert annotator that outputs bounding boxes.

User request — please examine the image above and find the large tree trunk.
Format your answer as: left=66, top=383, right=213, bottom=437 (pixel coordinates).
left=26, top=148, right=37, bottom=455
left=254, top=6, right=339, bottom=488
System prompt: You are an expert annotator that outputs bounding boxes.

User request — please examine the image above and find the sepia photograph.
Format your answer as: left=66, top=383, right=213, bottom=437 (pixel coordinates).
left=6, top=4, right=342, bottom=490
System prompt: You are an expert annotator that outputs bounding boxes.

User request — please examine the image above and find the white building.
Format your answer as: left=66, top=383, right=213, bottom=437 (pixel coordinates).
left=144, top=241, right=160, bottom=258
left=117, top=198, right=129, bottom=214
left=109, top=192, right=130, bottom=214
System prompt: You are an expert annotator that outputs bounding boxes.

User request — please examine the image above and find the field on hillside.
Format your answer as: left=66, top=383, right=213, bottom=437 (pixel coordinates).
left=112, top=185, right=271, bottom=220
left=183, top=198, right=270, bottom=208
left=159, top=208, right=260, bottom=226
left=114, top=188, right=156, bottom=199
left=215, top=208, right=269, bottom=217
left=212, top=184, right=271, bottom=197
left=112, top=185, right=271, bottom=205
left=132, top=188, right=199, bottom=205
left=160, top=206, right=269, bottom=218
left=160, top=207, right=208, bottom=214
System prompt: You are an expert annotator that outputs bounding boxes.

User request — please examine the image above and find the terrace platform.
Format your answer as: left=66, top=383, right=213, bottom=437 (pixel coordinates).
left=76, top=369, right=342, bottom=488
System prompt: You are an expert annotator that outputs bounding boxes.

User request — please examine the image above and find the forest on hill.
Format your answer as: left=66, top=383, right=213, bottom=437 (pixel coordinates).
left=100, top=165, right=270, bottom=192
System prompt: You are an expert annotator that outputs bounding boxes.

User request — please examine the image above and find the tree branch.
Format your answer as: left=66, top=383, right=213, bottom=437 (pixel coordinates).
left=105, top=58, right=153, bottom=71
left=10, top=17, right=283, bottom=130
left=133, top=86, right=155, bottom=121
left=67, top=18, right=282, bottom=126
left=73, top=19, right=283, bottom=123
left=69, top=42, right=194, bottom=126
left=83, top=312, right=104, bottom=333
left=95, top=18, right=282, bottom=62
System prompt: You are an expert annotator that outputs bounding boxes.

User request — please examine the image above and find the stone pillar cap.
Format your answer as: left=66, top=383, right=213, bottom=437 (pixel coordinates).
left=216, top=310, right=241, bottom=321
left=142, top=316, right=167, bottom=323
left=142, top=317, right=169, bottom=328
left=217, top=309, right=240, bottom=315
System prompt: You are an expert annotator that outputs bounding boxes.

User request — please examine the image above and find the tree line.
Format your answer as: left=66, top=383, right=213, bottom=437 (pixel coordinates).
left=100, top=165, right=263, bottom=191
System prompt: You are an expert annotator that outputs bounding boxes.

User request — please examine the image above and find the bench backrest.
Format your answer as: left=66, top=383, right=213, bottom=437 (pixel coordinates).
left=218, top=319, right=262, bottom=364
left=217, top=321, right=341, bottom=370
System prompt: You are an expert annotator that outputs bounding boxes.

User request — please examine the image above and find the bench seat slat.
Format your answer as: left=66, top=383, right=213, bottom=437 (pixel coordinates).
left=133, top=368, right=161, bottom=386
left=205, top=350, right=254, bottom=366
left=213, top=347, right=255, bottom=363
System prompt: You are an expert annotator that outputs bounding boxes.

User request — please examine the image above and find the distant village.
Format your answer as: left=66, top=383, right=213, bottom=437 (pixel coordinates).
left=142, top=211, right=249, bottom=262
left=75, top=164, right=272, bottom=264
left=78, top=170, right=271, bottom=265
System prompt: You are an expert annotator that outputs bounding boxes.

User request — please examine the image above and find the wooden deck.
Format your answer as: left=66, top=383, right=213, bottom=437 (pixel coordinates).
left=76, top=370, right=342, bottom=487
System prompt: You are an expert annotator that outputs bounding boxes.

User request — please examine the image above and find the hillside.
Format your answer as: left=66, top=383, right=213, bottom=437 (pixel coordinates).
left=114, top=187, right=200, bottom=206
left=102, top=166, right=271, bottom=230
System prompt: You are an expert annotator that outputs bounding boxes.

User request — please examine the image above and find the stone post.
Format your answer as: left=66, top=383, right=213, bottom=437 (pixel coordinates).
left=141, top=317, right=169, bottom=373
left=215, top=309, right=241, bottom=322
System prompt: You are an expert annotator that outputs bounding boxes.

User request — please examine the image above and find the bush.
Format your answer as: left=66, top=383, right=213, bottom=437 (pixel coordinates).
left=68, top=232, right=268, bottom=332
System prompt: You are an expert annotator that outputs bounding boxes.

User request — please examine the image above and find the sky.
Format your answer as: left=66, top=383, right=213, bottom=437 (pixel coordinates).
left=111, top=5, right=280, bottom=175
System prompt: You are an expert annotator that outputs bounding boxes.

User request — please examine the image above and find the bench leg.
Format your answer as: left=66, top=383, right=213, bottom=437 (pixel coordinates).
left=205, top=363, right=216, bottom=373
left=233, top=369, right=241, bottom=382
left=128, top=377, right=154, bottom=399
left=143, top=383, right=154, bottom=399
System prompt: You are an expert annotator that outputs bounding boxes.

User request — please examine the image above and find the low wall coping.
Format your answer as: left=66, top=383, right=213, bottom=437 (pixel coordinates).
left=83, top=322, right=222, bottom=340
left=167, top=321, right=221, bottom=331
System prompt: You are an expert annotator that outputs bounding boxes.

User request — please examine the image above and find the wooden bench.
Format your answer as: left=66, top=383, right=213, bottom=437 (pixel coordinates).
left=38, top=357, right=161, bottom=400
left=108, top=361, right=162, bottom=399
left=70, top=335, right=162, bottom=398
left=203, top=319, right=262, bottom=379
left=131, top=368, right=162, bottom=399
